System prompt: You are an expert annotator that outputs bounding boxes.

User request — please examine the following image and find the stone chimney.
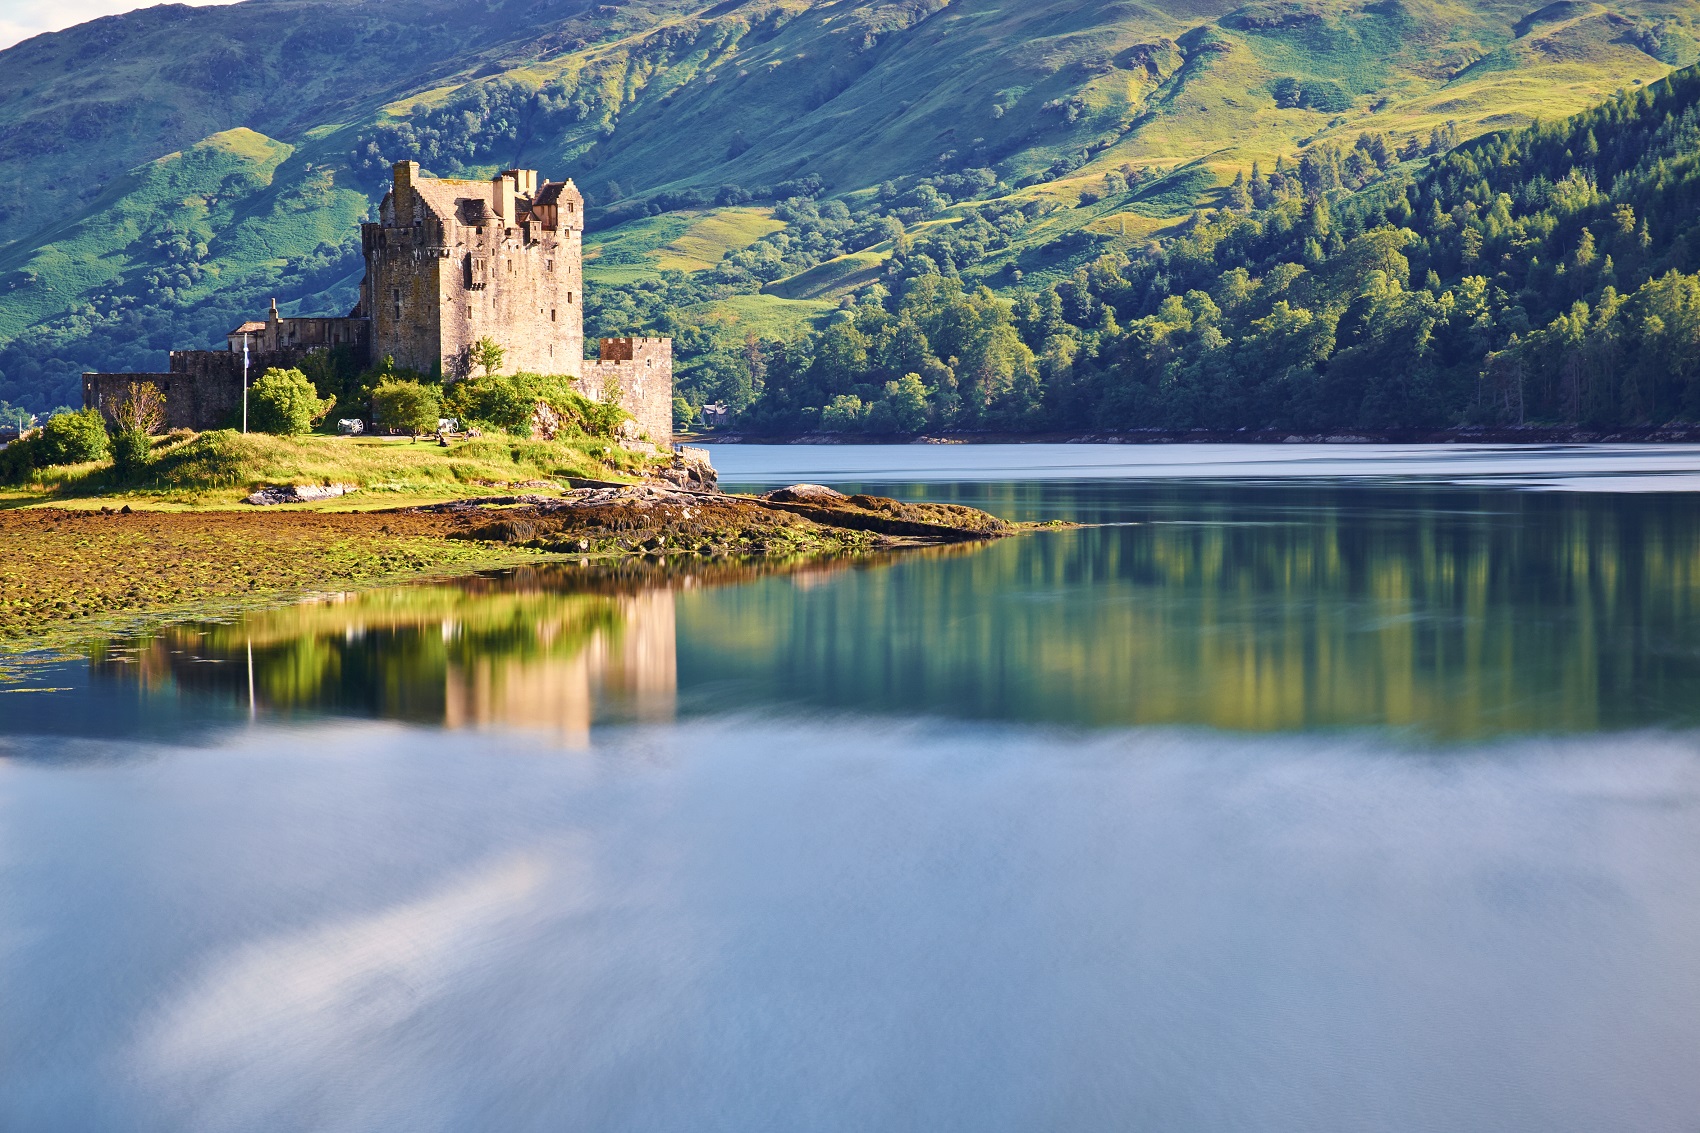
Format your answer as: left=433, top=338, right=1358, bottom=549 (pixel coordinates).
left=504, top=168, right=538, bottom=198
left=393, top=160, right=419, bottom=226
left=492, top=171, right=516, bottom=225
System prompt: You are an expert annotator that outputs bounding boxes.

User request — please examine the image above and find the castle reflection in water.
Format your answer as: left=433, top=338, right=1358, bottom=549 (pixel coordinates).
left=91, top=567, right=687, bottom=746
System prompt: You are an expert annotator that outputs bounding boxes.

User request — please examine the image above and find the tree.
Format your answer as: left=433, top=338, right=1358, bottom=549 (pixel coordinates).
left=820, top=394, right=865, bottom=432
left=373, top=379, right=443, bottom=440
left=470, top=336, right=506, bottom=377
left=0, top=401, right=36, bottom=431
left=250, top=368, right=335, bottom=435
left=880, top=373, right=930, bottom=433
left=37, top=409, right=109, bottom=465
left=111, top=381, right=166, bottom=480
left=112, top=381, right=166, bottom=436
left=1225, top=170, right=1251, bottom=211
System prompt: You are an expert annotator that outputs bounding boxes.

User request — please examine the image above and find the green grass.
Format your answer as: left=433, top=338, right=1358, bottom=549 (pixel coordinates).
left=584, top=206, right=784, bottom=280
left=653, top=207, right=785, bottom=271
left=764, top=251, right=887, bottom=301
left=674, top=293, right=839, bottom=340
left=8, top=430, right=654, bottom=509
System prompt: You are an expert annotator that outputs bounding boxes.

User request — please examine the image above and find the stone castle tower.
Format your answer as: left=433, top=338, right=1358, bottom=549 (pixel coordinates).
left=362, top=161, right=671, bottom=442
left=86, top=160, right=671, bottom=444
left=365, top=162, right=585, bottom=378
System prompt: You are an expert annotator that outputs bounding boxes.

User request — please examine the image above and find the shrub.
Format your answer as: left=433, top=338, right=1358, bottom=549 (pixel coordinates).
left=0, top=435, right=41, bottom=484
left=443, top=372, right=629, bottom=438
left=373, top=378, right=442, bottom=439
left=251, top=368, right=335, bottom=435
left=38, top=408, right=110, bottom=465
left=110, top=429, right=153, bottom=480
left=0, top=408, right=109, bottom=484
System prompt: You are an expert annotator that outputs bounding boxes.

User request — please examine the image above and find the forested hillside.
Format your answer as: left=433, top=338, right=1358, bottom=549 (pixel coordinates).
left=1, top=0, right=1696, bottom=426
left=714, top=64, right=1700, bottom=432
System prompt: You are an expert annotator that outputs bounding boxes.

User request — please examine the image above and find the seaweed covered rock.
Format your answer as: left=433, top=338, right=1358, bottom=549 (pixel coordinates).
left=433, top=482, right=1012, bottom=561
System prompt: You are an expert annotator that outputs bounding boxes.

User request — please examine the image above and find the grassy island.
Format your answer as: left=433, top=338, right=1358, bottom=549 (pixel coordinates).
left=0, top=430, right=1014, bottom=650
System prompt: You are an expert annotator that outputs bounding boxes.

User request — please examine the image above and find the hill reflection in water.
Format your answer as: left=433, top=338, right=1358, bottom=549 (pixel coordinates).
left=74, top=480, right=1700, bottom=742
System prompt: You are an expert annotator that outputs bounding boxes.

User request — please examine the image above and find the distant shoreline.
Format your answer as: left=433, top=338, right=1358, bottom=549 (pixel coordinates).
left=694, top=426, right=1700, bottom=446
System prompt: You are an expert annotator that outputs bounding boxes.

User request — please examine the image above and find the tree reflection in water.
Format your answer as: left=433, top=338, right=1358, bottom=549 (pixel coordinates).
left=83, top=482, right=1700, bottom=742
left=85, top=555, right=915, bottom=744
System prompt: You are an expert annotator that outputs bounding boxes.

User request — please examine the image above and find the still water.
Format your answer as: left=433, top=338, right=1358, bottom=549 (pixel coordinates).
left=4, top=445, right=1700, bottom=1131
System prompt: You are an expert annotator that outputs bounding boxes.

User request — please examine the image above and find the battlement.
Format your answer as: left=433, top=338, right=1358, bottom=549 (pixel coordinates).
left=598, top=337, right=672, bottom=363
left=585, top=338, right=673, bottom=443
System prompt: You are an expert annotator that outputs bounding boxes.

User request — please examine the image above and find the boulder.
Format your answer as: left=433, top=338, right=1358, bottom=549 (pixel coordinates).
left=530, top=401, right=562, bottom=441
left=245, top=484, right=356, bottom=506
left=761, top=484, right=847, bottom=504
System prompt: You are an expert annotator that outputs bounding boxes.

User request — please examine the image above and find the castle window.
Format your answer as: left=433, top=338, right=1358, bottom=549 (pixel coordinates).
left=546, top=259, right=554, bottom=271
left=551, top=309, right=556, bottom=322
left=568, top=292, right=574, bottom=304
left=391, top=289, right=399, bottom=301
left=467, top=305, right=473, bottom=318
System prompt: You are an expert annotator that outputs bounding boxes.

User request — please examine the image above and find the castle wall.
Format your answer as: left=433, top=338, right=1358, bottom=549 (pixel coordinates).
left=581, top=338, right=673, bottom=445
left=227, top=312, right=367, bottom=355
left=442, top=221, right=583, bottom=377
left=363, top=220, right=446, bottom=375
left=84, top=347, right=319, bottom=431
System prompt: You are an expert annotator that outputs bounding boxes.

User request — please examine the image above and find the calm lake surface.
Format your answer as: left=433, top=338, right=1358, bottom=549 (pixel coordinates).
left=5, top=444, right=1700, bottom=1131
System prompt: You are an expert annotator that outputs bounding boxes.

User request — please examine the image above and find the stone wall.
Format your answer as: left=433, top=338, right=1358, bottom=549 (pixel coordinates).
left=226, top=306, right=367, bottom=355
left=581, top=337, right=673, bottom=445
left=362, top=218, right=447, bottom=376
left=84, top=347, right=313, bottom=431
left=83, top=372, right=175, bottom=427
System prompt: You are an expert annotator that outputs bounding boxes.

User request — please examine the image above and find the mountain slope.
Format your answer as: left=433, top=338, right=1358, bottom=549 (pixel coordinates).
left=729, top=63, right=1700, bottom=434
left=1, top=0, right=1696, bottom=413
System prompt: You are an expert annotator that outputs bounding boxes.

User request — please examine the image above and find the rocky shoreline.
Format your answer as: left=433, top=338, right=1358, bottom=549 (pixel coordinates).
left=1, top=480, right=1017, bottom=647
left=429, top=482, right=1016, bottom=561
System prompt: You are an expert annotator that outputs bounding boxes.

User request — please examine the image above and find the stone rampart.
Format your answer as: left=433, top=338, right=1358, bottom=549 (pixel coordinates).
left=84, top=347, right=315, bottom=431
left=580, top=337, right=672, bottom=445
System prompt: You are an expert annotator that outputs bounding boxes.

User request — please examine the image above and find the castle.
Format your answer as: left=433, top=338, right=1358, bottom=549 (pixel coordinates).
left=84, top=161, right=672, bottom=443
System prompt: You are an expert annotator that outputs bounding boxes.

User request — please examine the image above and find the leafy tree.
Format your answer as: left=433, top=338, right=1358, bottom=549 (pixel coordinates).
left=0, top=402, right=34, bottom=431
left=873, top=373, right=930, bottom=433
left=470, top=336, right=506, bottom=377
left=250, top=368, right=335, bottom=435
left=673, top=396, right=696, bottom=431
left=820, top=394, right=865, bottom=432
left=38, top=409, right=109, bottom=465
left=372, top=378, right=442, bottom=440
left=110, top=381, right=166, bottom=480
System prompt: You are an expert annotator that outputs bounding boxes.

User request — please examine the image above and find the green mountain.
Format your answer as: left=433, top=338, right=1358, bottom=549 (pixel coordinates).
left=0, top=0, right=1694, bottom=416
left=731, top=65, right=1700, bottom=434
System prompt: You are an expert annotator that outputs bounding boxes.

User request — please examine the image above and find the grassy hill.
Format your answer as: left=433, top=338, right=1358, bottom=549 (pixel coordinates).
left=1, top=0, right=1696, bottom=413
